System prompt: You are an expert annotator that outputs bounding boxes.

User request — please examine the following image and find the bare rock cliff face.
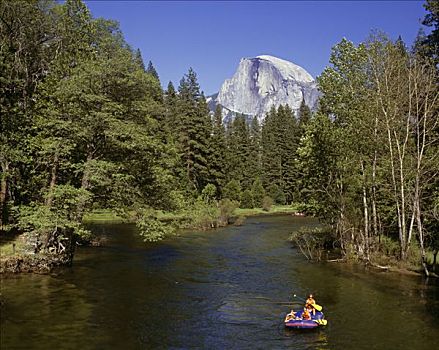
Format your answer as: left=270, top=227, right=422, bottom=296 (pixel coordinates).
left=208, top=55, right=319, bottom=121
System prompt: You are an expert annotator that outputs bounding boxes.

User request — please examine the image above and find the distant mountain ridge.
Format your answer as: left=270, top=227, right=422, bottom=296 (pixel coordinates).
left=207, top=55, right=319, bottom=121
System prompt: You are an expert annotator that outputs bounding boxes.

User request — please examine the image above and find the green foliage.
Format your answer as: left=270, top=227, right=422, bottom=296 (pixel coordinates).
left=267, top=184, right=286, bottom=205
left=298, top=33, right=439, bottom=273
left=298, top=98, right=312, bottom=131
left=222, top=180, right=242, bottom=202
left=261, top=105, right=299, bottom=203
left=248, top=116, right=262, bottom=181
left=4, top=0, right=435, bottom=276
left=251, top=178, right=265, bottom=207
left=201, top=184, right=217, bottom=203
left=262, top=196, right=274, bottom=212
left=225, top=114, right=251, bottom=188
left=176, top=68, right=211, bottom=192
left=18, top=185, right=91, bottom=234
left=164, top=81, right=178, bottom=135
left=289, top=227, right=335, bottom=261
left=0, top=0, right=56, bottom=228
left=137, top=212, right=176, bottom=242
left=414, top=0, right=439, bottom=64
left=172, top=197, right=238, bottom=230
left=0, top=0, right=179, bottom=251
left=377, top=236, right=400, bottom=258
left=146, top=60, right=160, bottom=82
left=178, top=197, right=219, bottom=230
left=218, top=199, right=239, bottom=225
left=207, top=105, right=227, bottom=193
left=240, top=190, right=254, bottom=209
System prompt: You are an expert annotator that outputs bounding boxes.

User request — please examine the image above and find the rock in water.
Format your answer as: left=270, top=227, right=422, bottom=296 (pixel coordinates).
left=208, top=55, right=319, bottom=121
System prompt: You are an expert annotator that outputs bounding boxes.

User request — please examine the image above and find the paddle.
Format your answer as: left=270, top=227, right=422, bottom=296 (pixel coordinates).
left=293, top=294, right=323, bottom=312
left=313, top=319, right=328, bottom=326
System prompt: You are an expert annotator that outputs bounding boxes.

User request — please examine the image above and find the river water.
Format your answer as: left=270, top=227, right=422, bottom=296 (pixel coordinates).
left=1, top=215, right=438, bottom=349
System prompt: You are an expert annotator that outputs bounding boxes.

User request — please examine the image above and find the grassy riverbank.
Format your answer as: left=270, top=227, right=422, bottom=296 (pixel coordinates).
left=82, top=210, right=127, bottom=223
left=234, top=204, right=301, bottom=217
left=0, top=234, right=27, bottom=257
left=82, top=204, right=302, bottom=224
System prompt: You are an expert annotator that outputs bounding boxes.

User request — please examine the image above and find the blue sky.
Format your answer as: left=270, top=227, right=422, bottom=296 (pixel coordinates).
left=85, top=1, right=429, bottom=95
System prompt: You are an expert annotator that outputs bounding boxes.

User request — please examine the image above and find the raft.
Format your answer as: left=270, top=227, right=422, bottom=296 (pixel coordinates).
left=284, top=310, right=327, bottom=329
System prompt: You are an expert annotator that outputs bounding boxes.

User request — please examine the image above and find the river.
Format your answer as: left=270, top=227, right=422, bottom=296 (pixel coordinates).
left=1, top=215, right=438, bottom=349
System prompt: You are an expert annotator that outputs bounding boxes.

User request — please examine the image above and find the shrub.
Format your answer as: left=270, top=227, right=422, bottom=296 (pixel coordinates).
left=267, top=183, right=286, bottom=204
left=168, top=190, right=187, bottom=211
left=262, top=196, right=273, bottom=211
left=202, top=184, right=217, bottom=203
left=218, top=198, right=239, bottom=226
left=222, top=180, right=242, bottom=202
left=137, top=213, right=176, bottom=242
left=179, top=197, right=219, bottom=230
left=289, top=226, right=335, bottom=261
left=240, top=189, right=254, bottom=208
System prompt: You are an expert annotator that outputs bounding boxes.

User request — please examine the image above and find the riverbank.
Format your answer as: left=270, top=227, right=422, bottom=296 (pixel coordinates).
left=234, top=205, right=303, bottom=217
left=290, top=230, right=439, bottom=278
left=82, top=204, right=303, bottom=224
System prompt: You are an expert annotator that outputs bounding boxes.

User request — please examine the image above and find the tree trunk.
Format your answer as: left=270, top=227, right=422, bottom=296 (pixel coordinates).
left=76, top=152, right=93, bottom=221
left=0, top=161, right=9, bottom=230
left=371, top=115, right=379, bottom=239
left=361, top=161, right=370, bottom=260
left=415, top=192, right=429, bottom=276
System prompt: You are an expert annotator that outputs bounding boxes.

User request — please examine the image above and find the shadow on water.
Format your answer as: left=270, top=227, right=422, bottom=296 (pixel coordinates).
left=1, top=215, right=438, bottom=349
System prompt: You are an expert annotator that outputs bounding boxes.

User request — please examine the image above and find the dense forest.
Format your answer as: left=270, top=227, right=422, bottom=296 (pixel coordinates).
left=1, top=0, right=438, bottom=275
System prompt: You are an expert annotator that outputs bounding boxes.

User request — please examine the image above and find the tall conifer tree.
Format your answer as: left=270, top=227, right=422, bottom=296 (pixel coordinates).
left=261, top=105, right=299, bottom=203
left=248, top=116, right=262, bottom=181
left=208, top=105, right=227, bottom=195
left=146, top=60, right=160, bottom=81
left=226, top=114, right=251, bottom=188
left=176, top=68, right=211, bottom=193
left=134, top=48, right=145, bottom=71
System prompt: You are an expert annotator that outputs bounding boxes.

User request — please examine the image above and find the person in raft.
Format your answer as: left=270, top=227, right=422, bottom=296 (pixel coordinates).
left=285, top=310, right=296, bottom=322
left=302, top=307, right=311, bottom=320
left=305, top=294, right=316, bottom=315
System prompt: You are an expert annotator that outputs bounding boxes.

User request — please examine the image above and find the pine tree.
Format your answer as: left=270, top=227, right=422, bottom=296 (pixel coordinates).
left=251, top=178, right=265, bottom=207
left=146, top=60, right=160, bottom=82
left=418, top=0, right=439, bottom=64
left=208, top=105, right=227, bottom=195
left=281, top=105, right=300, bottom=202
left=225, top=114, right=251, bottom=189
left=134, top=48, right=145, bottom=71
left=176, top=68, right=211, bottom=193
left=241, top=189, right=254, bottom=208
left=298, top=98, right=312, bottom=133
left=223, top=179, right=242, bottom=202
left=164, top=81, right=178, bottom=136
left=261, top=105, right=299, bottom=203
left=248, top=116, right=262, bottom=181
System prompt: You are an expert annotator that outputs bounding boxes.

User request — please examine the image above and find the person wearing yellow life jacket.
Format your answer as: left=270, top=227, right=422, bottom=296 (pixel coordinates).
left=305, top=294, right=316, bottom=306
